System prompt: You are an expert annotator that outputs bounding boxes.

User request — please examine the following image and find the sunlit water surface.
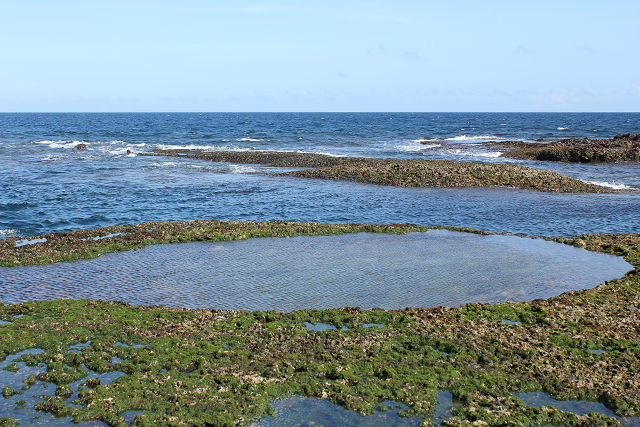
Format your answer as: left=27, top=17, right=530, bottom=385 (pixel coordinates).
left=0, top=231, right=631, bottom=311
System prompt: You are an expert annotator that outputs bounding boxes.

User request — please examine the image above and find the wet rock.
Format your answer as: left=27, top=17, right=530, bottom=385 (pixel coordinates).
left=487, top=135, right=640, bottom=163
left=147, top=149, right=611, bottom=193
left=73, top=143, right=88, bottom=150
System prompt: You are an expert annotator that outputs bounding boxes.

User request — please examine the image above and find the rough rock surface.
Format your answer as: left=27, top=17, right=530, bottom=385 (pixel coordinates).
left=488, top=134, right=640, bottom=163
left=145, top=149, right=612, bottom=193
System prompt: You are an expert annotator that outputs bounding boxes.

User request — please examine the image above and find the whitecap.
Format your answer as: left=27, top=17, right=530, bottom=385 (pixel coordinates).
left=586, top=181, right=633, bottom=190
left=158, top=144, right=251, bottom=152
left=445, top=135, right=498, bottom=142
left=445, top=149, right=503, bottom=158
left=557, top=127, right=568, bottom=130
left=33, top=140, right=82, bottom=149
left=229, top=165, right=263, bottom=174
left=413, top=138, right=442, bottom=143
left=0, top=229, right=19, bottom=237
left=418, top=144, right=441, bottom=149
left=236, top=138, right=263, bottom=142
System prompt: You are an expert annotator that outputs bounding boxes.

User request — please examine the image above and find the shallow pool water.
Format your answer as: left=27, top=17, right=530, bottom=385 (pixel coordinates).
left=515, top=392, right=640, bottom=426
left=0, top=230, right=632, bottom=311
left=251, top=395, right=422, bottom=427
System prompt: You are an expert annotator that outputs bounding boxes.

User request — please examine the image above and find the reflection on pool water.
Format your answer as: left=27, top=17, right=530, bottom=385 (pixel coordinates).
left=0, top=230, right=632, bottom=311
left=0, top=349, right=128, bottom=427
left=251, top=395, right=422, bottom=427
left=515, top=392, right=640, bottom=426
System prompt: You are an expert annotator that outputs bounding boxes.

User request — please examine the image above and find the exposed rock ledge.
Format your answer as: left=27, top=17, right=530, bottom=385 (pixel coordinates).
left=144, top=149, right=613, bottom=193
left=485, top=134, right=640, bottom=163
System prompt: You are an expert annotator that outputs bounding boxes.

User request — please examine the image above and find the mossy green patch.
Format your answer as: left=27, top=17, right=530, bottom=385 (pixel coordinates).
left=0, top=227, right=639, bottom=425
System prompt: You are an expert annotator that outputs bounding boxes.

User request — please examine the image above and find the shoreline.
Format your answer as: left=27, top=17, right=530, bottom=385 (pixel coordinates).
left=0, top=224, right=638, bottom=425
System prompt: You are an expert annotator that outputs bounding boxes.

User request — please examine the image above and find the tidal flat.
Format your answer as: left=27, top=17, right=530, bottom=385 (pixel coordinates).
left=0, top=222, right=639, bottom=426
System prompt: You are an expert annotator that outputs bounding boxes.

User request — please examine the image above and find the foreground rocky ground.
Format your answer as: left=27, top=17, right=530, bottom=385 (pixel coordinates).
left=0, top=222, right=639, bottom=426
left=483, top=133, right=640, bottom=163
left=145, top=150, right=611, bottom=193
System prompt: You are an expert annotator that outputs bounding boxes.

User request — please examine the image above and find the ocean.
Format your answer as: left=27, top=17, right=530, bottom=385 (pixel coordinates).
left=1, top=112, right=639, bottom=237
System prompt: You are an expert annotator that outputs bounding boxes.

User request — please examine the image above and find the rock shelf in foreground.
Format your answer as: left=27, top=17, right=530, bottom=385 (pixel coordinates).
left=146, top=149, right=612, bottom=193
left=0, top=229, right=638, bottom=426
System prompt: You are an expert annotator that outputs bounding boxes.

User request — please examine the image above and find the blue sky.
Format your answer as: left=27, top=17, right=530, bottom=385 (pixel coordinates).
left=1, top=0, right=639, bottom=112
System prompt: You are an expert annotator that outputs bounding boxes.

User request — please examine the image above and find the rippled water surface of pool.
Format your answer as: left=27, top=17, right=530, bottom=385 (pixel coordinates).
left=0, top=230, right=632, bottom=311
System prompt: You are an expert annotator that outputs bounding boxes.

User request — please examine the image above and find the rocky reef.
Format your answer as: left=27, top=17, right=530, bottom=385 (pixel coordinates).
left=0, top=229, right=638, bottom=426
left=486, top=133, right=640, bottom=163
left=146, top=149, right=612, bottom=193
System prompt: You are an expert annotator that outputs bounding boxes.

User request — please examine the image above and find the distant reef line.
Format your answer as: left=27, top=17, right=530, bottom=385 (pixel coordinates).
left=142, top=149, right=613, bottom=193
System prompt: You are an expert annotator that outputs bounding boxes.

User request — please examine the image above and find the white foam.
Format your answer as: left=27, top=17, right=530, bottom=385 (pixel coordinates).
left=0, top=229, right=19, bottom=237
left=557, top=127, right=568, bottom=130
left=236, top=138, right=263, bottom=142
left=413, top=138, right=442, bottom=143
left=445, top=149, right=503, bottom=158
left=229, top=165, right=263, bottom=174
left=445, top=135, right=498, bottom=142
left=33, top=140, right=82, bottom=149
left=586, top=181, right=633, bottom=190
left=418, top=144, right=441, bottom=149
left=158, top=144, right=251, bottom=152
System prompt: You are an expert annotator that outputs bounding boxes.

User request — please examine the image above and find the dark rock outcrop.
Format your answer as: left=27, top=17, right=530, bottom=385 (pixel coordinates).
left=490, top=134, right=640, bottom=163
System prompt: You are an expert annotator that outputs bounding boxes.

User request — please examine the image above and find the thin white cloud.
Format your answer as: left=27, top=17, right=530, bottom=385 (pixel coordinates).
left=405, top=51, right=423, bottom=61
left=516, top=45, right=535, bottom=54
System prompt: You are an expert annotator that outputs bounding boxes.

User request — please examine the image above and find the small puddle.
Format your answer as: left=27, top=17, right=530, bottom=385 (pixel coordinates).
left=304, top=322, right=349, bottom=331
left=0, top=348, right=136, bottom=426
left=363, top=323, right=385, bottom=329
left=82, top=233, right=124, bottom=241
left=251, top=395, right=422, bottom=426
left=515, top=391, right=640, bottom=426
left=114, top=342, right=146, bottom=348
left=498, top=319, right=521, bottom=325
left=68, top=341, right=92, bottom=353
left=14, top=238, right=47, bottom=247
left=433, top=390, right=457, bottom=424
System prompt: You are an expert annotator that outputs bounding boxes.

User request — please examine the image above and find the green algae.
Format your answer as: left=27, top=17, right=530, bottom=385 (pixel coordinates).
left=0, top=227, right=639, bottom=425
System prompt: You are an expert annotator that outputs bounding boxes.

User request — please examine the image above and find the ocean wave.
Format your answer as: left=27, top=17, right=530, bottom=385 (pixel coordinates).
left=157, top=144, right=251, bottom=151
left=557, top=127, right=568, bottom=130
left=236, top=138, right=263, bottom=142
left=413, top=138, right=443, bottom=143
left=586, top=180, right=633, bottom=190
left=229, top=165, right=263, bottom=174
left=445, top=149, right=503, bottom=158
left=417, top=144, right=441, bottom=150
left=445, top=135, right=498, bottom=142
left=0, top=229, right=19, bottom=237
left=33, top=140, right=83, bottom=149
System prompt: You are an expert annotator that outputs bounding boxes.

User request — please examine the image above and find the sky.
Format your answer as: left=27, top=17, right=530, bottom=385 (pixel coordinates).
left=1, top=0, right=639, bottom=112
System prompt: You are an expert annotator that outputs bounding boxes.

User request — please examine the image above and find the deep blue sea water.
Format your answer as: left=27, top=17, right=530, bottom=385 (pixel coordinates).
left=1, top=112, right=639, bottom=237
